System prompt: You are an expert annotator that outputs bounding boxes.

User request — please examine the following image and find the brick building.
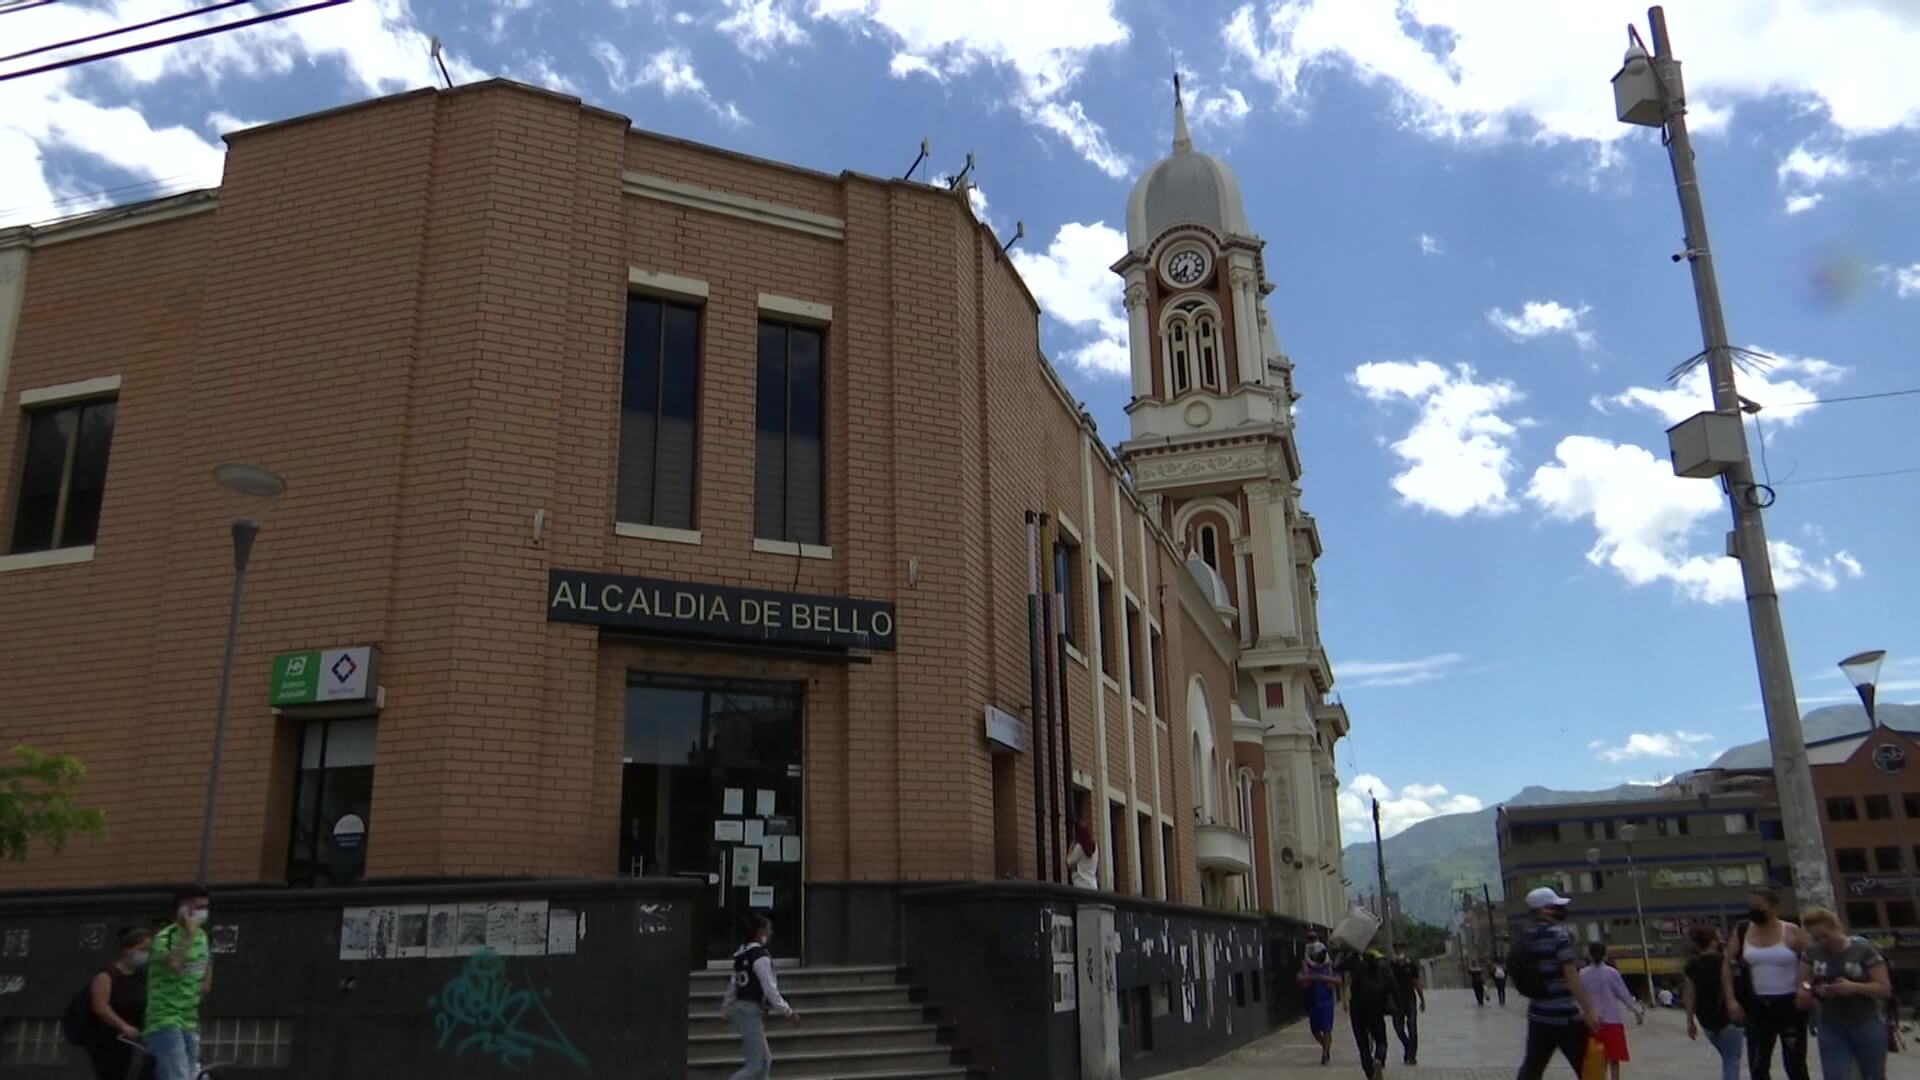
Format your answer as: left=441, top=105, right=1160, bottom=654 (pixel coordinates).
left=1806, top=723, right=1920, bottom=981
left=0, top=78, right=1348, bottom=979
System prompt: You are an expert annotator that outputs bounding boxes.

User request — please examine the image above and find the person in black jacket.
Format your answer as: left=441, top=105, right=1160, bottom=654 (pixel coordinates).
left=83, top=928, right=152, bottom=1080
left=1341, top=944, right=1401, bottom=1080
left=1388, top=942, right=1426, bottom=1066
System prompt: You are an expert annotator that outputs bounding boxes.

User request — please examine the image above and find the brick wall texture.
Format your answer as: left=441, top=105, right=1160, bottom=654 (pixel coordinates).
left=0, top=82, right=1250, bottom=908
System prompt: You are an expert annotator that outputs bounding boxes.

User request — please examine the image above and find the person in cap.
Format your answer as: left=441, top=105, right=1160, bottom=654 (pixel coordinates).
left=1299, top=940, right=1341, bottom=1066
left=1515, top=886, right=1600, bottom=1080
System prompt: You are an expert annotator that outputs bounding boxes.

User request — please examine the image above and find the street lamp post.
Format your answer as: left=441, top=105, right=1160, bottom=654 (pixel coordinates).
left=1618, top=825, right=1657, bottom=1001
left=1841, top=650, right=1920, bottom=965
left=195, top=464, right=286, bottom=885
left=1611, top=6, right=1833, bottom=913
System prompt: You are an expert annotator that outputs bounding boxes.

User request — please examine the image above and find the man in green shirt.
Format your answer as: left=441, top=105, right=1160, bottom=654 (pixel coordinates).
left=144, top=886, right=212, bottom=1080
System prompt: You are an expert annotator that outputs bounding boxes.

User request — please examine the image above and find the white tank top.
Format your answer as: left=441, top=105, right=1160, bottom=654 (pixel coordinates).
left=1745, top=936, right=1800, bottom=996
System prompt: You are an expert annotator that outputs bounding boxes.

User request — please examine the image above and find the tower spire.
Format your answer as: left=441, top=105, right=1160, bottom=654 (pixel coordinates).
left=1172, top=68, right=1192, bottom=152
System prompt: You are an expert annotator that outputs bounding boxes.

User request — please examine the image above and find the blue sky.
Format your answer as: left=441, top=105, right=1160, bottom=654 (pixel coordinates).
left=6, top=0, right=1919, bottom=841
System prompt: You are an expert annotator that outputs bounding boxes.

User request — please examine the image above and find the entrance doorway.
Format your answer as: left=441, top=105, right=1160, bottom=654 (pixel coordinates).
left=620, top=673, right=804, bottom=962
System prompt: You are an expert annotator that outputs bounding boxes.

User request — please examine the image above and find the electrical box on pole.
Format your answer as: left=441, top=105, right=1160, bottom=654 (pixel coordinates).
left=1611, top=44, right=1669, bottom=127
left=1666, top=411, right=1744, bottom=479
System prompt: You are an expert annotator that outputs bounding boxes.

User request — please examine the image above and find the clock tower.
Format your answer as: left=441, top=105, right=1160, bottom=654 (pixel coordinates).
left=1115, top=83, right=1350, bottom=925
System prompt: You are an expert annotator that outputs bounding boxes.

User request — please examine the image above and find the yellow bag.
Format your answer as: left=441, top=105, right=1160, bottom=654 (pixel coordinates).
left=1580, top=1036, right=1608, bottom=1080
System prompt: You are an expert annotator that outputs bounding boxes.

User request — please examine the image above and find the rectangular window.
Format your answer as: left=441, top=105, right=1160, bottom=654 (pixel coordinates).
left=617, top=296, right=700, bottom=529
left=754, top=319, right=824, bottom=545
left=1889, top=901, right=1917, bottom=928
left=1138, top=811, right=1157, bottom=899
left=1149, top=629, right=1166, bottom=717
left=1848, top=901, right=1883, bottom=929
left=1161, top=823, right=1174, bottom=901
left=1906, top=794, right=1920, bottom=819
left=1769, top=863, right=1794, bottom=887
left=1585, top=820, right=1617, bottom=842
left=1125, top=603, right=1143, bottom=701
left=10, top=397, right=116, bottom=554
left=1053, top=538, right=1081, bottom=647
left=1828, top=797, right=1860, bottom=822
left=1723, top=812, right=1752, bottom=834
left=1110, top=800, right=1130, bottom=894
left=202, top=1017, right=295, bottom=1068
left=1878, top=846, right=1904, bottom=873
left=1837, top=848, right=1870, bottom=874
left=286, top=718, right=377, bottom=887
left=1097, top=572, right=1117, bottom=678
left=1867, top=795, right=1893, bottom=821
left=0, top=1018, right=65, bottom=1065
left=1510, top=822, right=1559, bottom=845
left=1759, top=818, right=1786, bottom=841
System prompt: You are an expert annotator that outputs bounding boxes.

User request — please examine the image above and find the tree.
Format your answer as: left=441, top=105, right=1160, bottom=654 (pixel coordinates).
left=1391, top=915, right=1450, bottom=959
left=1, top=745, right=106, bottom=861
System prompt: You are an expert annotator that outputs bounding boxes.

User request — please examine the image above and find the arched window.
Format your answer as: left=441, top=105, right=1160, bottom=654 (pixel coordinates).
left=1190, top=733, right=1206, bottom=821
left=1197, top=315, right=1220, bottom=390
left=1170, top=322, right=1191, bottom=394
left=1238, top=770, right=1256, bottom=837
left=1198, top=524, right=1220, bottom=572
left=1161, top=297, right=1222, bottom=398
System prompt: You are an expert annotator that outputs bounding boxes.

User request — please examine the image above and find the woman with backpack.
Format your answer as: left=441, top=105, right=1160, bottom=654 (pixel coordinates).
left=70, top=927, right=152, bottom=1080
left=1684, top=924, right=1744, bottom=1080
left=1724, top=887, right=1812, bottom=1080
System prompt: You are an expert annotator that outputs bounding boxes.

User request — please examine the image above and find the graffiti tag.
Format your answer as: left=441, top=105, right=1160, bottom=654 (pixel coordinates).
left=429, top=949, right=588, bottom=1070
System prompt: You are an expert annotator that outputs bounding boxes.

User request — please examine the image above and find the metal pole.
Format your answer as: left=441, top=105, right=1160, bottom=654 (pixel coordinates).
left=1373, top=798, right=1394, bottom=951
left=1024, top=512, right=1048, bottom=882
left=196, top=519, right=257, bottom=885
left=1628, top=841, right=1655, bottom=1001
left=1645, top=5, right=1833, bottom=911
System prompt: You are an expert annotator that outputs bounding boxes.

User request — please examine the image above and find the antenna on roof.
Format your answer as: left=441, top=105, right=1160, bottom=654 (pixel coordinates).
left=999, top=220, right=1025, bottom=256
left=945, top=151, right=975, bottom=190
left=429, top=35, right=453, bottom=89
left=902, top=137, right=930, bottom=181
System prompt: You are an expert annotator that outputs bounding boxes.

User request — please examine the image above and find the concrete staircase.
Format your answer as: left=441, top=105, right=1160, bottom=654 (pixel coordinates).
left=685, top=966, right=975, bottom=1080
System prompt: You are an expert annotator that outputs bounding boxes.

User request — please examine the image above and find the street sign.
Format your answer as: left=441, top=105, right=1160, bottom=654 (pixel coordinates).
left=270, top=646, right=376, bottom=706
left=1874, top=743, right=1907, bottom=776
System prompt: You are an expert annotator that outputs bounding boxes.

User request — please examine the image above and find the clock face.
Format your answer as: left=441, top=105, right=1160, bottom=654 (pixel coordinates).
left=1164, top=249, right=1208, bottom=285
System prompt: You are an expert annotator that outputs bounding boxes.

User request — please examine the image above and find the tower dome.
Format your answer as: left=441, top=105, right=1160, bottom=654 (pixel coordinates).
left=1125, top=85, right=1252, bottom=249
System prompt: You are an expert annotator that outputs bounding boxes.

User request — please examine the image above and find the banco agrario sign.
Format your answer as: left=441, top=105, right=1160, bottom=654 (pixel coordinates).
left=546, top=570, right=896, bottom=651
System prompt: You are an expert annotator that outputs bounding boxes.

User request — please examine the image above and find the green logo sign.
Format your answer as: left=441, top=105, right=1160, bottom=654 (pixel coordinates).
left=270, top=646, right=374, bottom=706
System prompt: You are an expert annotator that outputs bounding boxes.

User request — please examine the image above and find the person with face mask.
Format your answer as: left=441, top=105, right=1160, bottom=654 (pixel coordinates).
left=145, top=887, right=213, bottom=1080
left=1514, top=887, right=1601, bottom=1080
left=1801, top=906, right=1891, bottom=1080
left=1388, top=942, right=1425, bottom=1066
left=1723, top=886, right=1812, bottom=1080
left=1299, top=941, right=1341, bottom=1066
left=80, top=927, right=151, bottom=1080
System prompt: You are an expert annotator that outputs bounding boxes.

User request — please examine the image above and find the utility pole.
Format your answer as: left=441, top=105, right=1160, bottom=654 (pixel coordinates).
left=1629, top=6, right=1834, bottom=910
left=1482, top=882, right=1498, bottom=961
left=1373, top=798, right=1394, bottom=951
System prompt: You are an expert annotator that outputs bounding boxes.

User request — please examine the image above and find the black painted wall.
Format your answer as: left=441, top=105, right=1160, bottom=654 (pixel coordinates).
left=0, top=878, right=696, bottom=1080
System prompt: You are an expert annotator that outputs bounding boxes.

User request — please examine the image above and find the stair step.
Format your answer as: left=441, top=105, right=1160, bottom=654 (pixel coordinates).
left=691, top=965, right=905, bottom=990
left=685, top=1047, right=958, bottom=1080
left=689, top=1024, right=944, bottom=1053
left=690, top=984, right=918, bottom=1011
left=688, top=1003, right=933, bottom=1037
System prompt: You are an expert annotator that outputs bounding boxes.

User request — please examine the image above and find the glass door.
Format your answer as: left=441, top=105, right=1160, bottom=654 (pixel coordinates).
left=620, top=674, right=804, bottom=962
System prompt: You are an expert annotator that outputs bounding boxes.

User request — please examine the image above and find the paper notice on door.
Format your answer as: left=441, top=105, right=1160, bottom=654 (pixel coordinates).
left=782, top=836, right=801, bottom=863
left=760, top=836, right=782, bottom=864
left=339, top=908, right=373, bottom=961
left=755, top=789, right=777, bottom=816
left=396, top=906, right=429, bottom=959
left=722, top=788, right=745, bottom=815
left=744, top=819, right=764, bottom=844
left=455, top=904, right=489, bottom=956
left=749, top=886, right=774, bottom=909
left=486, top=903, right=520, bottom=953
left=547, top=909, right=579, bottom=956
left=514, top=900, right=549, bottom=957
left=731, top=847, right=760, bottom=886
left=714, top=820, right=745, bottom=842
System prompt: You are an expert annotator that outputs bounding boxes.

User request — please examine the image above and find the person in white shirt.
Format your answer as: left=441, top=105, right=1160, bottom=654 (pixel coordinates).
left=722, top=915, right=797, bottom=1080
left=1067, top=818, right=1100, bottom=890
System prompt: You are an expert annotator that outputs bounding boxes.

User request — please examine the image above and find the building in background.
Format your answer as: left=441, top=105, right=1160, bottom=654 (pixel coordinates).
left=1496, top=792, right=1791, bottom=988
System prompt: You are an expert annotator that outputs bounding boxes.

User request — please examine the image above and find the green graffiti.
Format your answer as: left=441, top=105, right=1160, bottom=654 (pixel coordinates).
left=429, top=949, right=588, bottom=1070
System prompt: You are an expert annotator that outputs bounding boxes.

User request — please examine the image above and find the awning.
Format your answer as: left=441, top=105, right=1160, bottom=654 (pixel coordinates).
left=1611, top=957, right=1685, bottom=976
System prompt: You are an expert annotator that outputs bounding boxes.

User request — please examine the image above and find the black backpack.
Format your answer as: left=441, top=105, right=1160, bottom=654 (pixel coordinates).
left=60, top=972, right=101, bottom=1044
left=1509, top=932, right=1550, bottom=999
left=1347, top=953, right=1394, bottom=1009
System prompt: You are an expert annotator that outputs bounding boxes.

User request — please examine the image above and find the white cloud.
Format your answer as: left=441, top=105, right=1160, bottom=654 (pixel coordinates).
left=1784, top=193, right=1824, bottom=215
left=1193, top=87, right=1253, bottom=129
left=594, top=42, right=747, bottom=126
left=1220, top=1, right=1920, bottom=146
left=1339, top=774, right=1485, bottom=840
left=1777, top=143, right=1854, bottom=212
left=1024, top=99, right=1130, bottom=179
left=1350, top=360, right=1524, bottom=517
left=1334, top=653, right=1465, bottom=688
left=1418, top=233, right=1442, bottom=256
left=1589, top=730, right=1713, bottom=763
left=1526, top=435, right=1863, bottom=602
left=1889, top=264, right=1920, bottom=298
left=716, top=0, right=810, bottom=59
left=1009, top=221, right=1129, bottom=377
left=1487, top=300, right=1595, bottom=349
left=1597, top=349, right=1845, bottom=428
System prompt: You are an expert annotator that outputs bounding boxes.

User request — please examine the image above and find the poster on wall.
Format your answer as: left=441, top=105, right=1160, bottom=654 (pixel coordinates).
left=781, top=837, right=801, bottom=863
left=715, top=820, right=745, bottom=843
left=339, top=908, right=373, bottom=961
left=456, top=904, right=489, bottom=956
left=396, top=907, right=429, bottom=959
left=723, top=789, right=744, bottom=815
left=514, top=901, right=549, bottom=957
left=749, top=886, right=774, bottom=909
left=756, top=790, right=777, bottom=816
left=731, top=847, right=760, bottom=886
left=547, top=909, right=580, bottom=956
left=1051, top=962, right=1077, bottom=1012
left=427, top=907, right=458, bottom=957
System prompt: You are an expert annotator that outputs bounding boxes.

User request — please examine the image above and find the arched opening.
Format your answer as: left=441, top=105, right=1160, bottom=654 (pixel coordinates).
left=1169, top=322, right=1191, bottom=394
left=1197, top=523, right=1220, bottom=572
left=1196, top=314, right=1220, bottom=390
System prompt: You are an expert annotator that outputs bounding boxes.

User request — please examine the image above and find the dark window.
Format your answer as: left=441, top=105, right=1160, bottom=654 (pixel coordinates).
left=1150, top=629, right=1166, bottom=717
left=1138, top=811, right=1156, bottom=899
left=1877, top=846, right=1904, bottom=872
left=1120, top=985, right=1154, bottom=1054
left=1906, top=794, right=1920, bottom=819
left=1198, top=524, right=1220, bottom=570
left=1828, top=797, right=1861, bottom=822
left=1769, top=863, right=1794, bottom=887
left=754, top=320, right=824, bottom=545
left=1110, top=800, right=1130, bottom=894
left=1125, top=603, right=1143, bottom=701
left=1760, top=818, right=1786, bottom=841
left=1657, top=816, right=1689, bottom=837
left=1097, top=573, right=1117, bottom=677
left=1867, top=795, right=1893, bottom=821
left=286, top=718, right=376, bottom=887
left=9, top=397, right=115, bottom=553
left=1511, top=822, right=1559, bottom=845
left=1890, top=902, right=1918, bottom=928
left=1837, top=848, right=1870, bottom=874
left=1053, top=538, right=1081, bottom=647
left=1251, top=969, right=1263, bottom=1002
left=617, top=297, right=700, bottom=529
left=1161, top=823, right=1174, bottom=900
left=1848, top=901, right=1883, bottom=929
left=1586, top=820, right=1617, bottom=842
left=1231, top=970, right=1247, bottom=1008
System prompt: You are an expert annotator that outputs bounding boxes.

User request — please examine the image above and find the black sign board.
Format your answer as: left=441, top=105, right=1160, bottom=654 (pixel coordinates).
left=546, top=569, right=897, bottom=651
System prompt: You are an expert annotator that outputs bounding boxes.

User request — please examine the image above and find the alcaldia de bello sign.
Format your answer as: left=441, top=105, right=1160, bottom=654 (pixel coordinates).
left=546, top=569, right=897, bottom=651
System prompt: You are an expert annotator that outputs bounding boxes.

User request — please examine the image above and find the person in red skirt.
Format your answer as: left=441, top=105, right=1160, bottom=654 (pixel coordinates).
left=1579, top=942, right=1646, bottom=1080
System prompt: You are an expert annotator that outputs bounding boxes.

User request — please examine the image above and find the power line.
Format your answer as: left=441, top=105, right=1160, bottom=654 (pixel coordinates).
left=1766, top=387, right=1920, bottom=409
left=0, top=171, right=210, bottom=221
left=0, top=0, right=60, bottom=15
left=1776, top=466, right=1920, bottom=487
left=0, top=0, right=349, bottom=83
left=1, top=0, right=258, bottom=64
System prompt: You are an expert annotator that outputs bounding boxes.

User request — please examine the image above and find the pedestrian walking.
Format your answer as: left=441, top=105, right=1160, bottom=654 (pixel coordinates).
left=1512, top=886, right=1601, bottom=1080
left=1803, top=906, right=1891, bottom=1080
left=1724, top=887, right=1811, bottom=1080
left=722, top=914, right=798, bottom=1080
left=1299, top=941, right=1341, bottom=1067
left=65, top=927, right=151, bottom=1080
left=1388, top=942, right=1425, bottom=1066
left=1469, top=958, right=1487, bottom=1007
left=1066, top=818, right=1099, bottom=890
left=144, top=888, right=212, bottom=1080
left=1579, top=942, right=1645, bottom=1080
left=1493, top=962, right=1509, bottom=1006
left=1684, top=924, right=1745, bottom=1080
left=1339, top=943, right=1399, bottom=1080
